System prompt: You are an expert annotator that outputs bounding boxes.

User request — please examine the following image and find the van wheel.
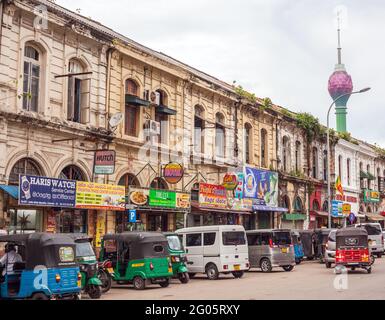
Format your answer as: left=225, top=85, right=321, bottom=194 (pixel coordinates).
left=325, top=262, right=332, bottom=269
left=206, top=264, right=219, bottom=280
left=188, top=273, right=196, bottom=279
left=159, top=279, right=170, bottom=288
left=282, top=265, right=294, bottom=272
left=376, top=253, right=382, bottom=258
left=260, top=258, right=272, bottom=273
left=133, top=276, right=145, bottom=290
left=31, top=293, right=49, bottom=300
left=232, top=271, right=244, bottom=279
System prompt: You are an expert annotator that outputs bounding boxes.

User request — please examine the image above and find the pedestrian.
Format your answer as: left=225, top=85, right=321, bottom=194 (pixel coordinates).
left=0, top=243, right=22, bottom=275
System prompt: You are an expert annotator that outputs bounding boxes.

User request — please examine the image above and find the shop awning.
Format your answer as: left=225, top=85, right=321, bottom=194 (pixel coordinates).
left=253, top=205, right=288, bottom=213
left=157, top=105, right=177, bottom=116
left=125, top=94, right=150, bottom=107
left=311, top=211, right=329, bottom=217
left=366, top=213, right=385, bottom=221
left=0, top=185, right=19, bottom=200
left=191, top=204, right=252, bottom=215
left=367, top=172, right=376, bottom=180
left=360, top=171, right=369, bottom=179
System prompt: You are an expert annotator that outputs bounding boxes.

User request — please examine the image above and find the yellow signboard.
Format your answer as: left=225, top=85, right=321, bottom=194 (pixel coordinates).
left=75, top=182, right=125, bottom=211
left=95, top=212, right=106, bottom=248
left=342, top=203, right=351, bottom=215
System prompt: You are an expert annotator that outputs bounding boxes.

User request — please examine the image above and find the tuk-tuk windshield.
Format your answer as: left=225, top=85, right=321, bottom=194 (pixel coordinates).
left=76, top=242, right=95, bottom=258
left=273, top=232, right=292, bottom=245
left=167, top=235, right=183, bottom=251
left=222, top=232, right=246, bottom=246
left=328, top=231, right=337, bottom=242
left=361, top=224, right=382, bottom=236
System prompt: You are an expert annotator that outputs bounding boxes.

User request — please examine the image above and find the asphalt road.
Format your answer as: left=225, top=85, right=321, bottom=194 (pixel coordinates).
left=98, top=258, right=385, bottom=300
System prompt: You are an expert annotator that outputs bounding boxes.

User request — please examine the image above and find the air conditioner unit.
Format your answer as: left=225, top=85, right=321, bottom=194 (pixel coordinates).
left=143, top=90, right=150, bottom=101
left=146, top=120, right=161, bottom=135
left=150, top=91, right=161, bottom=105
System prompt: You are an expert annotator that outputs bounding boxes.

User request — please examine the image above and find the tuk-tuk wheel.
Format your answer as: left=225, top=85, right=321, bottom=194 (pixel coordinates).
left=188, top=273, right=196, bottom=279
left=87, top=284, right=102, bottom=299
left=325, top=262, right=332, bottom=269
left=31, top=293, right=49, bottom=300
left=282, top=266, right=294, bottom=272
left=159, top=279, right=170, bottom=288
left=133, top=276, right=146, bottom=290
left=178, top=272, right=190, bottom=284
left=232, top=271, right=244, bottom=279
left=376, top=253, right=382, bottom=259
left=295, top=259, right=302, bottom=265
left=367, top=267, right=372, bottom=274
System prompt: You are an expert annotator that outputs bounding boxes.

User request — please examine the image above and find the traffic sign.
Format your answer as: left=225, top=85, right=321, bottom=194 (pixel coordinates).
left=128, top=209, right=137, bottom=223
left=342, top=203, right=351, bottom=216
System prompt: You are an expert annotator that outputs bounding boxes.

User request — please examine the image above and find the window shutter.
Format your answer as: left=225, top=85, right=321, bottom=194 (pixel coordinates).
left=80, top=78, right=91, bottom=124
left=67, top=77, right=75, bottom=121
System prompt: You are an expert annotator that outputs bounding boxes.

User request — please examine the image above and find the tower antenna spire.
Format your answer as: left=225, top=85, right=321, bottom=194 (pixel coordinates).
left=337, top=11, right=342, bottom=65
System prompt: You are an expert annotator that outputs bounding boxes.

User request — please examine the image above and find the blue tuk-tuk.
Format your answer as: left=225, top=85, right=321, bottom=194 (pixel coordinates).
left=291, top=231, right=304, bottom=264
left=0, top=233, right=81, bottom=300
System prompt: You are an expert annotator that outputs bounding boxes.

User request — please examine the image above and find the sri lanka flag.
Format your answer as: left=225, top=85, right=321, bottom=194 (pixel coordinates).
left=335, top=176, right=344, bottom=197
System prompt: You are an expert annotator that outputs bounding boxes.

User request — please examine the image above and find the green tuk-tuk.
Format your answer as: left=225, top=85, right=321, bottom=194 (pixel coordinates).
left=99, top=232, right=173, bottom=290
left=164, top=232, right=189, bottom=284
left=66, top=234, right=103, bottom=299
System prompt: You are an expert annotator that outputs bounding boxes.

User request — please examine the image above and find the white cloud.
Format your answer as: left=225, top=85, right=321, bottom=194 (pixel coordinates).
left=57, top=0, right=385, bottom=145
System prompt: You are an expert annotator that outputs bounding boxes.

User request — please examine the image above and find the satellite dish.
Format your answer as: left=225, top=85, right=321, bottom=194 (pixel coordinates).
left=109, top=112, right=123, bottom=129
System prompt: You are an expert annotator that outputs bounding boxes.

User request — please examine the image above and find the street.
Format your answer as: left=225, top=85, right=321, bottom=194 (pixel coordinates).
left=98, top=258, right=385, bottom=300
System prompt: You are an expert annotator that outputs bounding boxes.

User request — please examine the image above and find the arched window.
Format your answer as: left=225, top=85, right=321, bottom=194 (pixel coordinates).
left=359, top=205, right=365, bottom=213
left=282, top=136, right=290, bottom=172
left=377, top=168, right=382, bottom=192
left=323, top=150, right=328, bottom=181
left=118, top=173, right=140, bottom=194
left=359, top=162, right=364, bottom=189
left=215, top=113, right=226, bottom=158
left=23, top=45, right=41, bottom=112
left=194, top=105, right=205, bottom=154
left=312, top=199, right=320, bottom=211
left=295, top=141, right=301, bottom=172
left=347, top=158, right=351, bottom=186
left=155, top=89, right=169, bottom=144
left=322, top=201, right=329, bottom=212
left=150, top=177, right=168, bottom=190
left=338, top=155, right=343, bottom=181
left=244, top=123, right=252, bottom=164
left=9, top=158, right=42, bottom=185
left=260, top=129, right=268, bottom=168
left=294, top=197, right=303, bottom=213
left=67, top=59, right=89, bottom=124
left=367, top=164, right=371, bottom=189
left=367, top=206, right=372, bottom=213
left=281, top=195, right=291, bottom=212
left=312, top=147, right=318, bottom=179
left=124, top=79, right=139, bottom=136
left=59, top=165, right=86, bottom=181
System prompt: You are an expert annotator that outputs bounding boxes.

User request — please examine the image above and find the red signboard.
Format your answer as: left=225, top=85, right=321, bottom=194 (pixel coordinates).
left=335, top=194, right=358, bottom=203
left=199, top=183, right=227, bottom=209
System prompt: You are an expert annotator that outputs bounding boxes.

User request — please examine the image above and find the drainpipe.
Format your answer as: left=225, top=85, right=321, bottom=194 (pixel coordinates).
left=105, top=47, right=115, bottom=133
left=0, top=1, right=5, bottom=58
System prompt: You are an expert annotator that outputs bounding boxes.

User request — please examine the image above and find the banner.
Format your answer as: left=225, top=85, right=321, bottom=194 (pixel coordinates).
left=94, top=150, right=116, bottom=175
left=128, top=187, right=190, bottom=209
left=75, top=182, right=125, bottom=211
left=199, top=183, right=227, bottom=209
left=243, top=167, right=278, bottom=207
left=19, top=175, right=76, bottom=208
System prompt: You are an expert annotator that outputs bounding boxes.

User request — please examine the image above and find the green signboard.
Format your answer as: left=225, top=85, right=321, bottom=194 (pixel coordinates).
left=363, top=189, right=380, bottom=203
left=149, top=189, right=177, bottom=208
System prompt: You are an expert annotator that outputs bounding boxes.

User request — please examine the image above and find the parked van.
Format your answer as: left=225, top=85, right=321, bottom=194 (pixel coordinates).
left=246, top=229, right=295, bottom=273
left=176, top=225, right=249, bottom=280
left=354, top=223, right=384, bottom=258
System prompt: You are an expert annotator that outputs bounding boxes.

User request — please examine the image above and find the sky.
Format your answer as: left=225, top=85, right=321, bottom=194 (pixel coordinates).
left=56, top=0, right=385, bottom=146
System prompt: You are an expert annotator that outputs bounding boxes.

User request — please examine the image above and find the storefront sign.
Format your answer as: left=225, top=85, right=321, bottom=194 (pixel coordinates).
left=75, top=182, right=125, bottom=211
left=149, top=189, right=177, bottom=208
left=243, top=167, right=278, bottom=207
left=163, top=163, right=184, bottom=184
left=335, top=194, right=358, bottom=203
left=223, top=173, right=238, bottom=191
left=199, top=183, right=227, bottom=209
left=332, top=200, right=344, bottom=218
left=46, top=210, right=56, bottom=233
left=342, top=203, right=351, bottom=215
left=95, top=212, right=106, bottom=248
left=129, top=187, right=190, bottom=209
left=94, top=150, right=116, bottom=175
left=363, top=189, right=380, bottom=203
left=19, top=175, right=76, bottom=208
left=234, top=173, right=244, bottom=199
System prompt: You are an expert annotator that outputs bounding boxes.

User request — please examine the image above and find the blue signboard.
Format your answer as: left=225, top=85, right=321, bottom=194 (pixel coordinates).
left=18, top=175, right=76, bottom=208
left=243, top=167, right=279, bottom=207
left=128, top=209, right=137, bottom=223
left=331, top=200, right=343, bottom=218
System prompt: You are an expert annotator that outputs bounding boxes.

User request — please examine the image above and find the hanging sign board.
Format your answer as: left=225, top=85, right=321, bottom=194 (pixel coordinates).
left=163, top=163, right=184, bottom=184
left=94, top=150, right=116, bottom=175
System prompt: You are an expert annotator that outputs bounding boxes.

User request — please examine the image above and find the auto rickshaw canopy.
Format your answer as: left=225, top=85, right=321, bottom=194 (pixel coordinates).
left=0, top=233, right=77, bottom=270
left=336, top=228, right=369, bottom=249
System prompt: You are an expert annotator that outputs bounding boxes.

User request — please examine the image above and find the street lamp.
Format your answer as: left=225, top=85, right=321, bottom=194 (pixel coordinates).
left=327, top=87, right=371, bottom=229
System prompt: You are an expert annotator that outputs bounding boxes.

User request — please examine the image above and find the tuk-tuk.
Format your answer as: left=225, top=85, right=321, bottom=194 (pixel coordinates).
left=99, top=232, right=173, bottom=290
left=335, top=228, right=372, bottom=274
left=66, top=234, right=103, bottom=299
left=163, top=233, right=189, bottom=283
left=298, top=230, right=315, bottom=260
left=314, top=229, right=334, bottom=263
left=291, top=231, right=304, bottom=264
left=0, top=233, right=81, bottom=300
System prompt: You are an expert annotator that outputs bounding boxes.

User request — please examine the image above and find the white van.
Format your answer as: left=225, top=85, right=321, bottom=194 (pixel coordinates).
left=176, top=225, right=249, bottom=280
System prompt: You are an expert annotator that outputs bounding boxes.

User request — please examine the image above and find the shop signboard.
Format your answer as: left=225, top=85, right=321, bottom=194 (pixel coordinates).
left=75, top=182, right=125, bottom=211
left=163, top=163, right=184, bottom=184
left=19, top=175, right=76, bottom=208
left=243, top=167, right=279, bottom=207
left=223, top=173, right=238, bottom=191
left=342, top=203, right=351, bottom=216
left=234, top=172, right=244, bottom=199
left=93, top=150, right=116, bottom=175
left=149, top=189, right=177, bottom=208
left=128, top=187, right=190, bottom=209
left=332, top=200, right=344, bottom=218
left=199, top=183, right=227, bottom=209
left=95, top=212, right=106, bottom=248
left=363, top=189, right=380, bottom=203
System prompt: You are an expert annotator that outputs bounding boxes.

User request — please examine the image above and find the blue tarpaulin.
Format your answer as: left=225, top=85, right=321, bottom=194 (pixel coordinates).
left=0, top=185, right=19, bottom=199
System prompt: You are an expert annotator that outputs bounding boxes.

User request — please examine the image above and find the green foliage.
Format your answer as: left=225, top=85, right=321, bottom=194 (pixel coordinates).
left=289, top=170, right=305, bottom=179
left=337, top=131, right=359, bottom=145
left=374, top=144, right=385, bottom=159
left=296, top=112, right=323, bottom=142
left=234, top=85, right=257, bottom=103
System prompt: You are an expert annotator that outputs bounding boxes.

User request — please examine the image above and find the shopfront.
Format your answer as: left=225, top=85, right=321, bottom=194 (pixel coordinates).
left=127, top=187, right=190, bottom=232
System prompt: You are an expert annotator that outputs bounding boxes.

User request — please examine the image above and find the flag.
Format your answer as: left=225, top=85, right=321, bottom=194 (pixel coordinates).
left=335, top=176, right=344, bottom=197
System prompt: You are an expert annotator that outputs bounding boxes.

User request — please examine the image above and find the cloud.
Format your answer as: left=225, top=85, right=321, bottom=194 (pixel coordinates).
left=57, top=0, right=385, bottom=145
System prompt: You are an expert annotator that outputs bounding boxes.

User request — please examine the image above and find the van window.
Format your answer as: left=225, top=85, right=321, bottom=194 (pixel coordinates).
left=204, top=233, right=216, bottom=246
left=361, top=224, right=382, bottom=236
left=186, top=234, right=202, bottom=247
left=328, top=231, right=337, bottom=242
left=273, top=232, right=292, bottom=245
left=261, top=234, right=270, bottom=245
left=222, top=232, right=246, bottom=246
left=247, top=234, right=257, bottom=245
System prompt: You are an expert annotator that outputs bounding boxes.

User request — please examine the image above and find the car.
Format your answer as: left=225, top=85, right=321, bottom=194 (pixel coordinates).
left=353, top=223, right=384, bottom=258
left=325, top=230, right=337, bottom=269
